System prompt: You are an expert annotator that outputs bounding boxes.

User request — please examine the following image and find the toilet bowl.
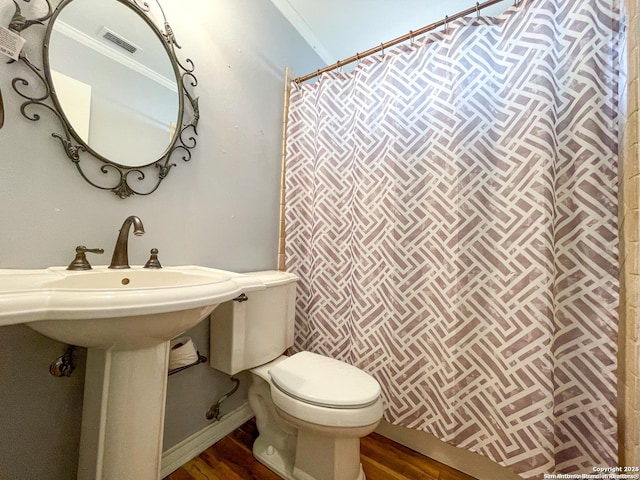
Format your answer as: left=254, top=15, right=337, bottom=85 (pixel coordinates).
left=249, top=352, right=383, bottom=480
left=209, top=271, right=384, bottom=480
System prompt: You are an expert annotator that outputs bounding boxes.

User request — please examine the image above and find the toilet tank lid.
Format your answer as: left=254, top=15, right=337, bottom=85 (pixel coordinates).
left=243, top=270, right=298, bottom=287
left=269, top=351, right=381, bottom=408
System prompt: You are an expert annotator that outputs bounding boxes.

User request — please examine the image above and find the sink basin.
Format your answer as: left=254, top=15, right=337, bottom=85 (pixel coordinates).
left=0, top=265, right=264, bottom=349
left=0, top=264, right=266, bottom=480
left=45, top=267, right=230, bottom=289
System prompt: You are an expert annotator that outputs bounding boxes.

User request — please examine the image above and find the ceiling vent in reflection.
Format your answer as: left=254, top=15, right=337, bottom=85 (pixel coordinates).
left=100, top=27, right=140, bottom=54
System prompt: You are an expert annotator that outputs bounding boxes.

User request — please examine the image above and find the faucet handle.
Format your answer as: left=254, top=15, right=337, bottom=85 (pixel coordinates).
left=143, top=248, right=162, bottom=269
left=67, top=245, right=105, bottom=271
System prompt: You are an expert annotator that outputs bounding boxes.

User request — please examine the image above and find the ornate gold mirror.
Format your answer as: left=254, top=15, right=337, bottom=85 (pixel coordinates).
left=9, top=0, right=198, bottom=197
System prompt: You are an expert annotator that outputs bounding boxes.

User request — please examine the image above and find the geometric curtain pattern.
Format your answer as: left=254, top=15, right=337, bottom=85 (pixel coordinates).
left=284, top=0, right=621, bottom=477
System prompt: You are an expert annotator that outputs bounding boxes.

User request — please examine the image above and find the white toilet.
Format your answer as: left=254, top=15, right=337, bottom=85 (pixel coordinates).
left=209, top=270, right=384, bottom=480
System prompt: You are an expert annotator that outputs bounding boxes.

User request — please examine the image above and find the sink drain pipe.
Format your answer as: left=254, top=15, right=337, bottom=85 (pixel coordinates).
left=49, top=345, right=76, bottom=377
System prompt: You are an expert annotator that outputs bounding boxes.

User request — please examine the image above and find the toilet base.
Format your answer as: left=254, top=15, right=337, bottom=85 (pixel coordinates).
left=278, top=407, right=371, bottom=480
left=249, top=372, right=373, bottom=480
left=253, top=433, right=297, bottom=480
left=253, top=429, right=366, bottom=480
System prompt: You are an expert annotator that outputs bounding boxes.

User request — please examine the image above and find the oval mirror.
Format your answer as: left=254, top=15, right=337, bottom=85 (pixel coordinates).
left=44, top=0, right=181, bottom=167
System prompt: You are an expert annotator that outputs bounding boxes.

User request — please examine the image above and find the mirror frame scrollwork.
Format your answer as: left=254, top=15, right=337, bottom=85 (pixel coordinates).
left=8, top=0, right=199, bottom=198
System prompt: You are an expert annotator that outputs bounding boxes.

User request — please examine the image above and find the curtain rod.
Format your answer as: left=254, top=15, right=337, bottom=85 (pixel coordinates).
left=294, top=0, right=511, bottom=84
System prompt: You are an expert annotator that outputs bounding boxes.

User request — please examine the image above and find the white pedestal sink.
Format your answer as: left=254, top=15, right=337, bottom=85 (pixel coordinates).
left=0, top=266, right=265, bottom=480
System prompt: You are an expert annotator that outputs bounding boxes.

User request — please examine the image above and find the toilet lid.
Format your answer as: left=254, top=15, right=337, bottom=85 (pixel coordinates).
left=269, top=351, right=381, bottom=408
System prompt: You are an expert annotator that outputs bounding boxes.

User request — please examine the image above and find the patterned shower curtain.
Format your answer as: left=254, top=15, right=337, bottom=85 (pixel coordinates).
left=283, top=0, right=622, bottom=477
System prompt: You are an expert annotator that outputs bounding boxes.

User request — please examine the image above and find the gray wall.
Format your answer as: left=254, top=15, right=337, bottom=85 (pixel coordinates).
left=0, top=1, right=321, bottom=478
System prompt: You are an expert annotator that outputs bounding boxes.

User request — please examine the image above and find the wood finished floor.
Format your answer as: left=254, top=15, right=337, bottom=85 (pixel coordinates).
left=164, top=419, right=477, bottom=480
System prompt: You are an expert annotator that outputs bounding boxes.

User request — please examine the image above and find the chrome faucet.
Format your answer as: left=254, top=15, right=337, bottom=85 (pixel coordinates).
left=109, top=216, right=145, bottom=269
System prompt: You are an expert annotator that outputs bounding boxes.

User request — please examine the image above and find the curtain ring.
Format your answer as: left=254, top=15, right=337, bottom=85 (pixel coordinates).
left=409, top=30, right=414, bottom=45
left=476, top=2, right=480, bottom=17
left=380, top=42, right=385, bottom=56
left=444, top=15, right=449, bottom=33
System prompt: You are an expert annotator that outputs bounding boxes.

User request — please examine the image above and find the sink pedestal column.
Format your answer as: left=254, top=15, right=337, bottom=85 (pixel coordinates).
left=77, top=342, right=170, bottom=480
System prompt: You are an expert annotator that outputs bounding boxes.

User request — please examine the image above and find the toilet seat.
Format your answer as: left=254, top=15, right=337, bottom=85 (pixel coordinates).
left=265, top=351, right=384, bottom=428
left=269, top=351, right=381, bottom=408
left=270, top=385, right=384, bottom=428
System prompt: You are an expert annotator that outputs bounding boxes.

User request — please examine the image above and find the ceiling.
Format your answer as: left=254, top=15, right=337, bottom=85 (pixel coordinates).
left=269, top=0, right=511, bottom=69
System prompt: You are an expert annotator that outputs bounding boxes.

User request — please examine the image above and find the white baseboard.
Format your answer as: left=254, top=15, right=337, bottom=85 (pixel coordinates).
left=160, top=402, right=255, bottom=478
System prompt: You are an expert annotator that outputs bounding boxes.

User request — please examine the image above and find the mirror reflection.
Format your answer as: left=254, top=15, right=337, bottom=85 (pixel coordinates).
left=46, top=0, right=180, bottom=167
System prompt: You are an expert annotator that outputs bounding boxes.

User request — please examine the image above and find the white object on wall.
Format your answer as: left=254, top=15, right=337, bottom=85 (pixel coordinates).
left=51, top=69, right=92, bottom=142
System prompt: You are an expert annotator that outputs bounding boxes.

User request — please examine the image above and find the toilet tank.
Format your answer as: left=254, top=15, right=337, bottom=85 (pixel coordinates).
left=209, top=270, right=298, bottom=375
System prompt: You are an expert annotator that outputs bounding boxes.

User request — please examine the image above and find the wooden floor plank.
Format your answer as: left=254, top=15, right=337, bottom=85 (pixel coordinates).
left=165, top=419, right=477, bottom=480
left=361, top=433, right=442, bottom=480
left=200, top=436, right=282, bottom=480
left=164, top=468, right=196, bottom=480
left=360, top=454, right=434, bottom=480
left=181, top=457, right=227, bottom=480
